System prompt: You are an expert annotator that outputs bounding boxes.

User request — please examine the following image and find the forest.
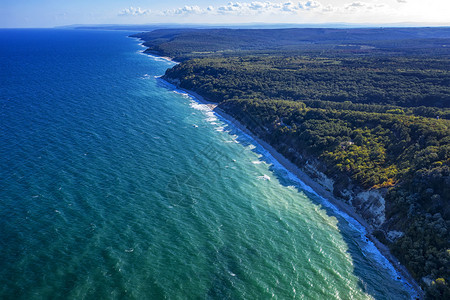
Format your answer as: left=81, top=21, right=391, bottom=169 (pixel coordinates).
left=132, top=27, right=450, bottom=60
left=134, top=28, right=450, bottom=299
left=164, top=56, right=450, bottom=108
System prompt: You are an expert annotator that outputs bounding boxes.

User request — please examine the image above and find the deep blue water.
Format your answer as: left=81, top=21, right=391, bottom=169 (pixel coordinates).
left=0, top=29, right=414, bottom=299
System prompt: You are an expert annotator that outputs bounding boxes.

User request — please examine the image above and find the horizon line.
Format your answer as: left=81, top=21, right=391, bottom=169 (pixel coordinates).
left=2, top=21, right=450, bottom=30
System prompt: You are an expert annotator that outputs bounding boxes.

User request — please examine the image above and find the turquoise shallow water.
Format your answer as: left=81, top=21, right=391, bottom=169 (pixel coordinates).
left=0, top=29, right=414, bottom=299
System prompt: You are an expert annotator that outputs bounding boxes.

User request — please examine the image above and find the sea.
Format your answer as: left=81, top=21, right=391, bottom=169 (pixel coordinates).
left=0, top=29, right=415, bottom=299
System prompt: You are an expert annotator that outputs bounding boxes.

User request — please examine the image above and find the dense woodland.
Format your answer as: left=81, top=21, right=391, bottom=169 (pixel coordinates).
left=133, top=28, right=450, bottom=60
left=165, top=56, right=450, bottom=108
left=134, top=28, right=450, bottom=298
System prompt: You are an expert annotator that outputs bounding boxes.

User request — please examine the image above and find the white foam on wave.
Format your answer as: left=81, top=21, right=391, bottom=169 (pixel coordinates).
left=131, top=39, right=176, bottom=63
left=134, top=42, right=177, bottom=64
left=174, top=91, right=190, bottom=98
left=186, top=99, right=227, bottom=132
left=143, top=53, right=176, bottom=64
left=188, top=99, right=212, bottom=112
left=205, top=111, right=218, bottom=122
left=257, top=174, right=271, bottom=181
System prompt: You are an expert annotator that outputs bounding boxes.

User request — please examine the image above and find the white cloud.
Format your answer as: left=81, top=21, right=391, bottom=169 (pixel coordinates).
left=118, top=6, right=150, bottom=16
left=344, top=1, right=386, bottom=11
left=170, top=5, right=205, bottom=15
left=115, top=1, right=448, bottom=25
left=280, top=2, right=302, bottom=12
left=163, top=1, right=328, bottom=16
left=345, top=2, right=366, bottom=10
left=216, top=2, right=246, bottom=14
left=304, top=1, right=322, bottom=9
left=322, top=5, right=334, bottom=12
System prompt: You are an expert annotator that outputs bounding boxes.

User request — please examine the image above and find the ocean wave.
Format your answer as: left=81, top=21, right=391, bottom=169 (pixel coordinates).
left=257, top=174, right=271, bottom=181
left=174, top=91, right=190, bottom=98
left=189, top=99, right=212, bottom=112
left=205, top=111, right=218, bottom=122
left=136, top=47, right=177, bottom=64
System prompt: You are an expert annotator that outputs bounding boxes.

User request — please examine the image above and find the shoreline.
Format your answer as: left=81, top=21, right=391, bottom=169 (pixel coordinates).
left=166, top=82, right=424, bottom=300
left=136, top=43, right=424, bottom=298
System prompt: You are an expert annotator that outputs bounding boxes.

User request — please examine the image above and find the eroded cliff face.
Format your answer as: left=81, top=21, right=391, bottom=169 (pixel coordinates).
left=307, top=157, right=415, bottom=249
left=296, top=156, right=403, bottom=239
left=351, top=190, right=386, bottom=228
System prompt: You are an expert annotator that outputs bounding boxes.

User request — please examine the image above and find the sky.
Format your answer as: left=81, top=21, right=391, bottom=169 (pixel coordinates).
left=1, top=0, right=449, bottom=28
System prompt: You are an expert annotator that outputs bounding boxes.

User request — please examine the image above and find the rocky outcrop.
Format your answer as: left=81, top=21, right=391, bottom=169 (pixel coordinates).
left=288, top=151, right=389, bottom=230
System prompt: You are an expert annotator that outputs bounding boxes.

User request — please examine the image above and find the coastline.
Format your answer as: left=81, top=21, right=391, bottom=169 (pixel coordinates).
left=215, top=105, right=424, bottom=299
left=135, top=42, right=424, bottom=298
left=164, top=81, right=424, bottom=299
